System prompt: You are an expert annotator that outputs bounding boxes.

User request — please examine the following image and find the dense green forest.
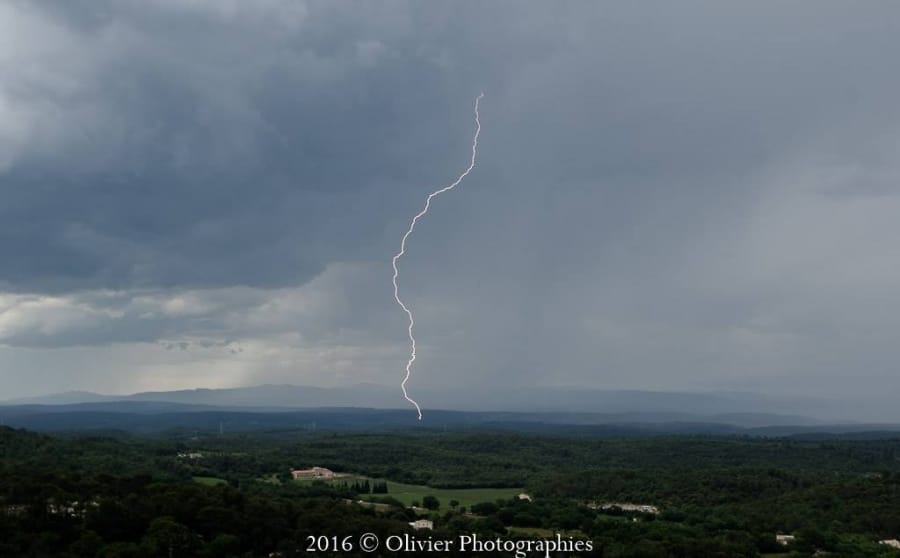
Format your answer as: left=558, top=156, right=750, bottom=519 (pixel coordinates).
left=3, top=426, right=900, bottom=557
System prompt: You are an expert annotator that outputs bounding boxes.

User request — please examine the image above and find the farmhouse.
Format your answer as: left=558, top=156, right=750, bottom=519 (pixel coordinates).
left=776, top=534, right=796, bottom=546
left=177, top=452, right=203, bottom=459
left=409, top=519, right=434, bottom=530
left=291, top=467, right=335, bottom=479
left=593, top=502, right=659, bottom=514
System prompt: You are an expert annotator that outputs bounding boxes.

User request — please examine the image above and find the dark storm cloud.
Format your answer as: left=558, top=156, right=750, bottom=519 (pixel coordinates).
left=0, top=0, right=542, bottom=291
left=5, top=1, right=891, bottom=293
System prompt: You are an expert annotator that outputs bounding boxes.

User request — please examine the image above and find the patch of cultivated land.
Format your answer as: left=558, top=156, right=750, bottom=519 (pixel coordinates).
left=293, top=476, right=522, bottom=508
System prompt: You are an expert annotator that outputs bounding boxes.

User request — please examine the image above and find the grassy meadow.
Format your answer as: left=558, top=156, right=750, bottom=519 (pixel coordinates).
left=293, top=475, right=522, bottom=508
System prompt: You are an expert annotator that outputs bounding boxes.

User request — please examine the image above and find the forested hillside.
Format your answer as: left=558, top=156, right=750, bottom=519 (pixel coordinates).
left=3, top=427, right=900, bottom=556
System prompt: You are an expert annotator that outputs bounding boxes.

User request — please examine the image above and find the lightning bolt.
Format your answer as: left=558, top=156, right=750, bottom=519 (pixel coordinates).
left=391, top=92, right=484, bottom=420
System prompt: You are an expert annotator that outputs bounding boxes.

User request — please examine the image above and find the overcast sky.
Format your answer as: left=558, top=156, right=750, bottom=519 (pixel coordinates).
left=2, top=1, right=900, bottom=411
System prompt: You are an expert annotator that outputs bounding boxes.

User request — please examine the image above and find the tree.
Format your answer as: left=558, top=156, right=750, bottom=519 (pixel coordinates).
left=69, top=530, right=103, bottom=558
left=203, top=534, right=240, bottom=558
left=97, top=542, right=146, bottom=558
left=471, top=502, right=498, bottom=515
left=142, top=517, right=198, bottom=557
left=422, top=495, right=440, bottom=510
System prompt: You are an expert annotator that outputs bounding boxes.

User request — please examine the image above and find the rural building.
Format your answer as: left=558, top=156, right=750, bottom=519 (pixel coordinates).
left=518, top=493, right=532, bottom=502
left=409, top=519, right=433, bottom=530
left=291, top=467, right=335, bottom=479
left=776, top=534, right=796, bottom=546
left=880, top=539, right=900, bottom=549
left=47, top=500, right=97, bottom=518
left=594, top=502, right=660, bottom=514
left=177, top=452, right=203, bottom=459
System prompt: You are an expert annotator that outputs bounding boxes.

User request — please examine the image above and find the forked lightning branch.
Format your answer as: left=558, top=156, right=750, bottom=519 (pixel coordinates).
left=391, top=93, right=484, bottom=420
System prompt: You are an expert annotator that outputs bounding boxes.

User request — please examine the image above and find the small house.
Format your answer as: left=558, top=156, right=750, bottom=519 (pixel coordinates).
left=409, top=519, right=433, bottom=530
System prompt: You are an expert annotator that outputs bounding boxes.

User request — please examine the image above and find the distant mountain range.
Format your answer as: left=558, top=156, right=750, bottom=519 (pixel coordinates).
left=2, top=383, right=897, bottom=433
left=2, top=383, right=830, bottom=419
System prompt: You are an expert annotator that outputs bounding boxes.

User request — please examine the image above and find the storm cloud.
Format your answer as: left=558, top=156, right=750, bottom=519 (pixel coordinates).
left=2, top=1, right=900, bottom=418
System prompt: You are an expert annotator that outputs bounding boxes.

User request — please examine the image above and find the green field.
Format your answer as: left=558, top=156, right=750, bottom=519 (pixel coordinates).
left=293, top=476, right=522, bottom=508
left=193, top=476, right=227, bottom=486
left=374, top=480, right=523, bottom=508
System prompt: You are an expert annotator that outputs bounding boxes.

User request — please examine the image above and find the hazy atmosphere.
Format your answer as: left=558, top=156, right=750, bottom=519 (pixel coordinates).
left=2, top=2, right=900, bottom=418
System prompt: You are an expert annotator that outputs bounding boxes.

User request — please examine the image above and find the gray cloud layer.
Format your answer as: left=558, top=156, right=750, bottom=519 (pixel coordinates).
left=2, top=1, right=900, bottom=415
